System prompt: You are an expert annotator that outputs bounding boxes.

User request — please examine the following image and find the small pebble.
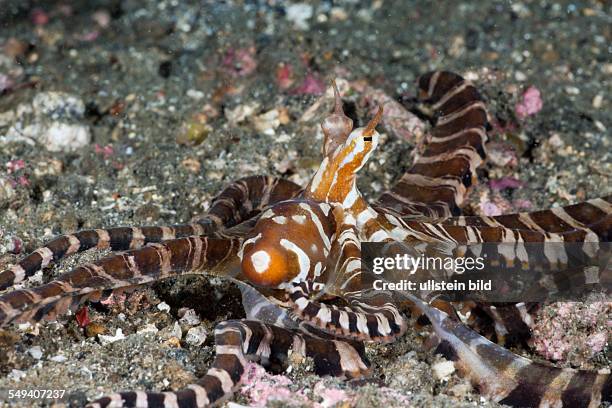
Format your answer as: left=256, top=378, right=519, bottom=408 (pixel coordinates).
left=171, top=321, right=182, bottom=338
left=330, top=7, right=348, bottom=21
left=27, top=346, right=43, bottom=360
left=8, top=369, right=26, bottom=382
left=514, top=71, right=527, bottom=81
left=184, top=325, right=208, bottom=346
left=252, top=109, right=280, bottom=136
left=2, top=92, right=92, bottom=151
left=449, top=382, right=471, bottom=398
left=286, top=3, right=313, bottom=30
left=157, top=302, right=171, bottom=313
left=592, top=94, right=603, bottom=109
left=45, top=123, right=91, bottom=152
left=137, top=323, right=159, bottom=335
left=181, top=158, right=201, bottom=173
left=160, top=321, right=183, bottom=341
left=594, top=121, right=606, bottom=132
left=225, top=103, right=259, bottom=125
left=92, top=10, right=111, bottom=28
left=432, top=360, right=456, bottom=381
left=548, top=133, right=564, bottom=148
left=186, top=89, right=205, bottom=100
left=178, top=308, right=201, bottom=326
left=98, top=328, right=125, bottom=345
left=85, top=322, right=106, bottom=338
left=50, top=354, right=67, bottom=363
left=176, top=120, right=210, bottom=146
left=164, top=337, right=182, bottom=348
left=564, top=86, right=580, bottom=95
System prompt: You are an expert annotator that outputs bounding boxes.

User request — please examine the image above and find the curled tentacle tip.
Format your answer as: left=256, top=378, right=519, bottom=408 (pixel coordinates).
left=363, top=105, right=384, bottom=137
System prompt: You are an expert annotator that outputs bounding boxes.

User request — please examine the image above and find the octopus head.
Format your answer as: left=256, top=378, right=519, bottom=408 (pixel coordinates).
left=306, top=99, right=384, bottom=205
left=239, top=200, right=335, bottom=287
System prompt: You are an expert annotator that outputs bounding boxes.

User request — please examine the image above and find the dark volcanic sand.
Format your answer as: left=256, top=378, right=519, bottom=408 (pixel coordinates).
left=0, top=1, right=610, bottom=407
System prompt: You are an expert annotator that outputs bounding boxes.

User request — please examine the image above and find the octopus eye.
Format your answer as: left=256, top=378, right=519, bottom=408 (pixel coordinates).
left=362, top=105, right=383, bottom=143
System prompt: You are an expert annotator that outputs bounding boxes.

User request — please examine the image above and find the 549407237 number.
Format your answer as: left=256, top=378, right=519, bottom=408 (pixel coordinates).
left=6, top=389, right=66, bottom=400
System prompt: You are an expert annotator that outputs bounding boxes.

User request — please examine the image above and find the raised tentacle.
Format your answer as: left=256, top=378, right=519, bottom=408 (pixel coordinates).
left=0, top=236, right=241, bottom=327
left=87, top=319, right=370, bottom=408
left=377, top=71, right=489, bottom=220
left=0, top=175, right=301, bottom=292
left=201, top=175, right=303, bottom=230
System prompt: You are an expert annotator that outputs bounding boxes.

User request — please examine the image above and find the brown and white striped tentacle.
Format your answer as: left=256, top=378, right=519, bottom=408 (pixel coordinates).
left=405, top=293, right=610, bottom=408
left=376, top=208, right=607, bottom=253
left=0, top=236, right=240, bottom=328
left=320, top=210, right=364, bottom=295
left=283, top=281, right=405, bottom=343
left=87, top=319, right=370, bottom=408
left=201, top=175, right=303, bottom=230
left=0, top=224, right=213, bottom=293
left=234, top=279, right=300, bottom=330
left=440, top=195, right=611, bottom=242
left=377, top=71, right=489, bottom=220
left=360, top=209, right=607, bottom=344
left=463, top=302, right=539, bottom=346
left=0, top=175, right=300, bottom=293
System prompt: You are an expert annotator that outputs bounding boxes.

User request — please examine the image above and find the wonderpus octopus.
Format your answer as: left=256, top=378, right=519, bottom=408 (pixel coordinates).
left=0, top=71, right=609, bottom=408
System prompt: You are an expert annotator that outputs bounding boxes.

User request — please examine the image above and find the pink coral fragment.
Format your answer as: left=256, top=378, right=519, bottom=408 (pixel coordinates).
left=314, top=381, right=352, bottom=407
left=240, top=362, right=301, bottom=407
left=222, top=47, right=258, bottom=77
left=531, top=301, right=610, bottom=363
left=9, top=237, right=23, bottom=254
left=94, top=144, right=114, bottom=159
left=487, top=141, right=518, bottom=168
left=480, top=201, right=502, bottom=216
left=78, top=30, right=100, bottom=42
left=17, top=175, right=29, bottom=186
left=489, top=177, right=524, bottom=191
left=31, top=8, right=49, bottom=26
left=292, top=73, right=326, bottom=95
left=515, top=86, right=543, bottom=119
left=585, top=332, right=607, bottom=354
left=361, top=86, right=425, bottom=143
left=512, top=199, right=533, bottom=210
left=0, top=74, right=14, bottom=93
left=100, top=292, right=126, bottom=306
left=6, top=159, right=25, bottom=173
left=92, top=10, right=111, bottom=28
left=275, top=62, right=294, bottom=90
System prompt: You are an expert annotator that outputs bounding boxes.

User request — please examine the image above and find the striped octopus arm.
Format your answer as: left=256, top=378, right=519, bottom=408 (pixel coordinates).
left=86, top=319, right=370, bottom=408
left=0, top=236, right=240, bottom=327
left=0, top=175, right=300, bottom=292
left=377, top=71, right=489, bottom=220
left=406, top=294, right=610, bottom=408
